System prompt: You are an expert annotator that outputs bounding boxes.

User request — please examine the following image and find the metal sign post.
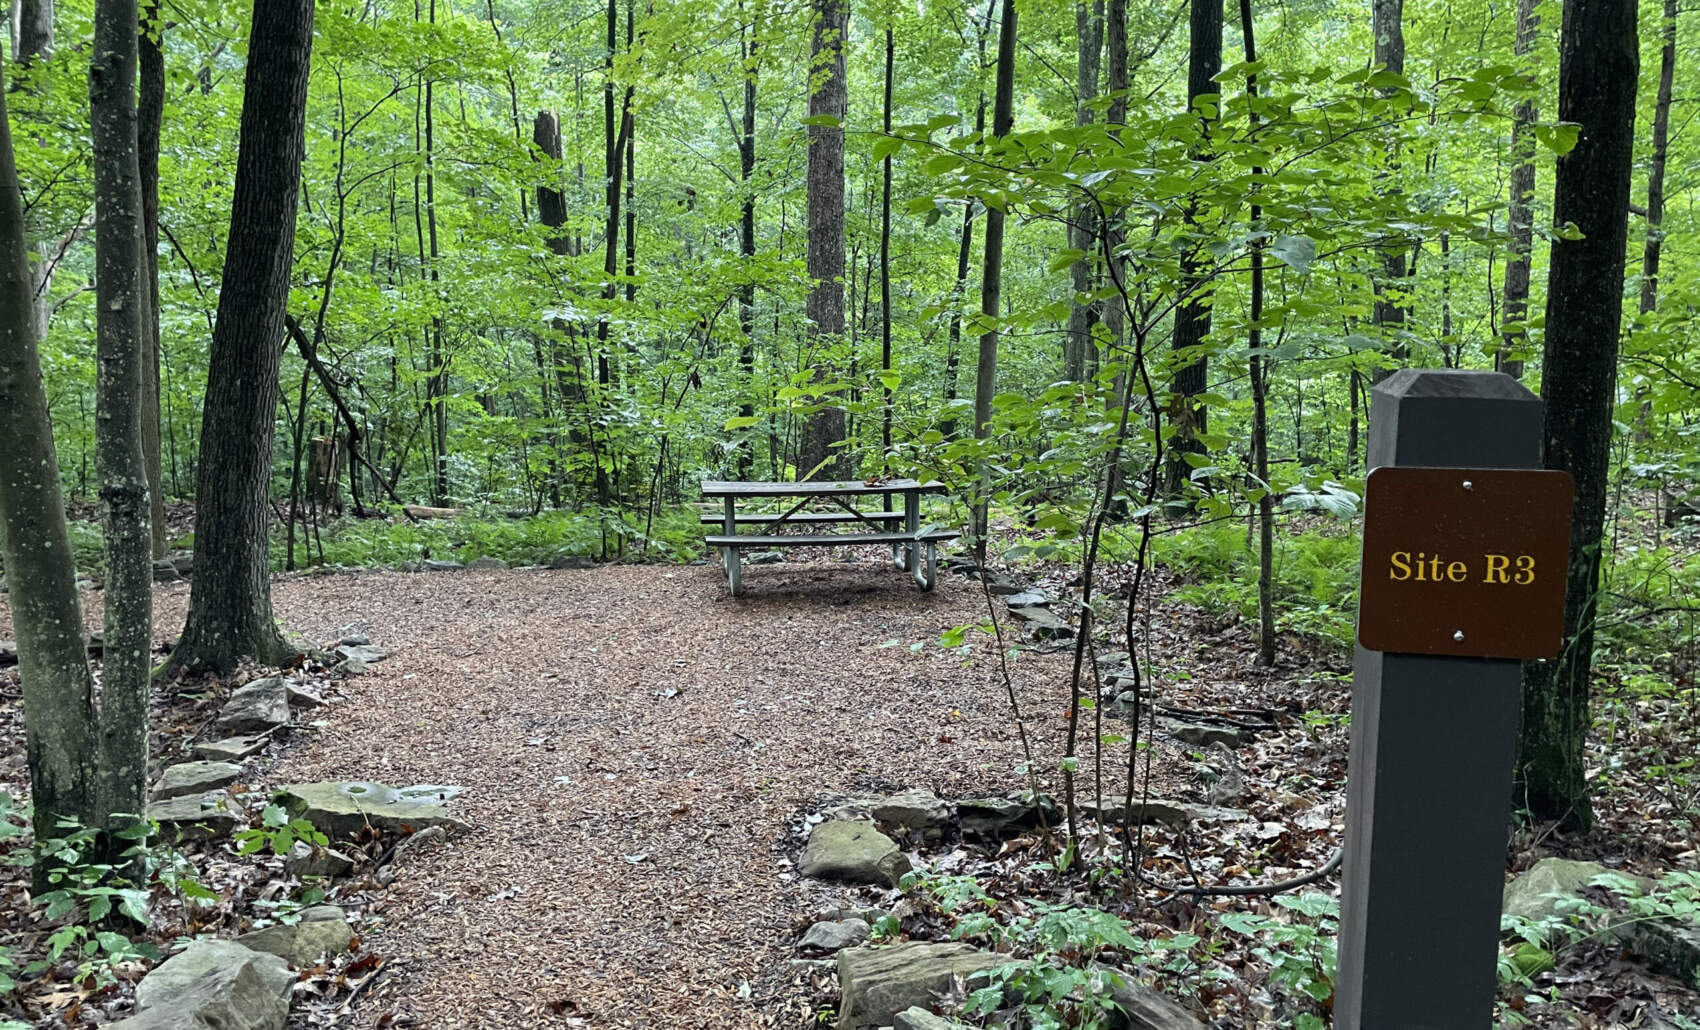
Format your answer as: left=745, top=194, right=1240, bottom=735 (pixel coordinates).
left=1337, top=370, right=1574, bottom=1029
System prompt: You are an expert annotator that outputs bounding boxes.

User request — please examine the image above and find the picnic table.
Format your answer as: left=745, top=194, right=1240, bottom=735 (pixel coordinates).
left=700, top=479, right=959, bottom=596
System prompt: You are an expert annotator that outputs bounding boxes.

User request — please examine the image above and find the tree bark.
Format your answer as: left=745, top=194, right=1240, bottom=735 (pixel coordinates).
left=1498, top=0, right=1537, bottom=380
left=879, top=25, right=893, bottom=468
left=1517, top=0, right=1637, bottom=831
left=1240, top=0, right=1273, bottom=667
left=0, top=52, right=100, bottom=873
left=90, top=0, right=151, bottom=840
left=736, top=12, right=758, bottom=477
left=971, top=0, right=1016, bottom=554
left=138, top=0, right=167, bottom=557
left=1370, top=0, right=1407, bottom=381
left=942, top=0, right=995, bottom=438
left=1640, top=0, right=1674, bottom=319
left=1063, top=0, right=1102, bottom=382
left=797, top=0, right=849, bottom=479
left=167, top=0, right=314, bottom=677
left=15, top=0, right=50, bottom=61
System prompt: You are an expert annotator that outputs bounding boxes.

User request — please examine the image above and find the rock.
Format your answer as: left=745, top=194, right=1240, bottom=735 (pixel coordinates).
left=152, top=551, right=193, bottom=583
left=285, top=840, right=357, bottom=879
left=985, top=575, right=1022, bottom=595
left=799, top=821, right=909, bottom=887
left=285, top=682, right=325, bottom=707
left=388, top=825, right=448, bottom=869
left=335, top=643, right=390, bottom=664
left=336, top=657, right=369, bottom=676
left=815, top=906, right=893, bottom=926
left=958, top=793, right=1057, bottom=837
left=870, top=790, right=950, bottom=837
left=280, top=780, right=471, bottom=839
left=1159, top=719, right=1243, bottom=748
left=1003, top=590, right=1055, bottom=607
left=0, top=640, right=14, bottom=665
left=423, top=559, right=463, bottom=571
left=894, top=1009, right=970, bottom=1030
left=1093, top=964, right=1209, bottom=1029
left=237, top=906, right=354, bottom=968
left=152, top=761, right=243, bottom=801
left=1008, top=606, right=1072, bottom=639
left=1076, top=795, right=1190, bottom=828
left=1619, top=917, right=1700, bottom=983
left=836, top=942, right=1010, bottom=1029
left=467, top=556, right=508, bottom=570
left=399, top=560, right=426, bottom=572
left=131, top=939, right=292, bottom=1030
left=799, top=918, right=871, bottom=953
left=338, top=631, right=371, bottom=647
left=147, top=791, right=242, bottom=840
left=749, top=550, right=783, bottom=565
left=941, top=558, right=980, bottom=577
left=548, top=555, right=596, bottom=570
left=194, top=734, right=272, bottom=762
left=216, top=678, right=289, bottom=736
left=1501, top=858, right=1616, bottom=924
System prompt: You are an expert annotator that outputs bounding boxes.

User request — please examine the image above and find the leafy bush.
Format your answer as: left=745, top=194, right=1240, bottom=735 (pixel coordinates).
left=285, top=506, right=705, bottom=569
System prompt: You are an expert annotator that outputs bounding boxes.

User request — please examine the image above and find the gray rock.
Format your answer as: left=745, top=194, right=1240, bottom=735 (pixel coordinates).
left=216, top=678, right=289, bottom=736
left=1619, top=917, right=1700, bottom=983
left=1008, top=606, right=1072, bottom=639
left=1093, top=964, right=1209, bottom=1029
left=398, top=560, right=427, bottom=573
left=467, top=556, right=508, bottom=570
left=152, top=761, right=243, bottom=801
left=285, top=681, right=325, bottom=707
left=194, top=734, right=272, bottom=762
left=1160, top=719, right=1243, bottom=748
left=815, top=906, right=893, bottom=926
left=336, top=657, right=370, bottom=676
left=1501, top=858, right=1616, bottom=924
left=280, top=780, right=471, bottom=839
left=0, top=640, right=14, bottom=665
left=338, top=632, right=371, bottom=647
left=1003, top=590, right=1055, bottom=607
left=548, top=555, right=597, bottom=570
left=237, top=905, right=354, bottom=968
left=1076, top=795, right=1190, bottom=828
left=894, top=1009, right=970, bottom=1030
left=131, top=939, right=292, bottom=1030
left=335, top=643, right=390, bottom=664
left=799, top=821, right=910, bottom=887
left=284, top=840, right=357, bottom=879
left=871, top=790, right=950, bottom=836
left=958, top=793, right=1057, bottom=837
left=152, top=552, right=193, bottom=583
left=148, top=791, right=242, bottom=840
left=423, top=559, right=463, bottom=571
left=799, top=918, right=871, bottom=953
left=836, top=942, right=1011, bottom=1029
left=985, top=575, right=1022, bottom=595
left=750, top=550, right=784, bottom=565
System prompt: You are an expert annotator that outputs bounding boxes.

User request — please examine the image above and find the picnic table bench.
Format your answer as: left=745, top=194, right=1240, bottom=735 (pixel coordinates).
left=700, top=479, right=959, bottom=596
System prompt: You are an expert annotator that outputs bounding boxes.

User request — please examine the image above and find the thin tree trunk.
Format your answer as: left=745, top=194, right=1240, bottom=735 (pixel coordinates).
left=424, top=0, right=448, bottom=506
left=16, top=0, right=51, bottom=59
left=1063, top=0, right=1102, bottom=381
left=0, top=51, right=100, bottom=880
left=1517, top=0, right=1637, bottom=831
left=942, top=0, right=995, bottom=437
left=1498, top=0, right=1538, bottom=380
left=1240, top=0, right=1273, bottom=667
left=879, top=25, right=893, bottom=468
left=1640, top=0, right=1675, bottom=319
left=167, top=0, right=314, bottom=677
left=797, top=0, right=849, bottom=480
left=736, top=10, right=758, bottom=477
left=138, top=0, right=166, bottom=557
left=1370, top=0, right=1407, bottom=381
left=971, top=0, right=1017, bottom=556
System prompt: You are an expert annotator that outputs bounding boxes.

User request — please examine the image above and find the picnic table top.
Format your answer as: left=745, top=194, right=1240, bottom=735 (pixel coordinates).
left=699, top=478, right=945, bottom=498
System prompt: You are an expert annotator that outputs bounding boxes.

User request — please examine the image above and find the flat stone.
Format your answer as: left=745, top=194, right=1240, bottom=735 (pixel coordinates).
left=337, top=624, right=370, bottom=646
left=548, top=555, right=596, bottom=570
left=958, top=792, right=1057, bottom=837
left=894, top=1009, right=970, bottom=1030
left=749, top=551, right=783, bottom=564
left=1077, top=795, right=1190, bottom=828
left=870, top=790, right=950, bottom=836
left=467, top=556, right=508, bottom=569
left=1008, top=606, right=1072, bottom=638
left=152, top=761, right=243, bottom=801
left=236, top=905, right=353, bottom=968
left=336, top=657, right=369, bottom=675
left=1003, top=590, right=1055, bottom=607
left=280, top=780, right=471, bottom=839
left=132, top=939, right=291, bottom=1030
left=1160, top=719, right=1243, bottom=748
left=1619, top=917, right=1700, bottom=983
left=423, top=559, right=463, bottom=571
left=799, top=918, right=871, bottom=953
left=284, top=840, right=357, bottom=879
left=151, top=552, right=193, bottom=583
left=194, top=734, right=272, bottom=762
left=335, top=643, right=390, bottom=664
left=1093, top=963, right=1209, bottom=1029
left=837, top=942, right=1010, bottom=1029
left=985, top=575, right=1022, bottom=595
left=799, top=821, right=909, bottom=887
left=216, top=678, right=289, bottom=736
left=1502, top=858, right=1616, bottom=924
left=285, top=682, right=325, bottom=707
left=147, top=791, right=242, bottom=840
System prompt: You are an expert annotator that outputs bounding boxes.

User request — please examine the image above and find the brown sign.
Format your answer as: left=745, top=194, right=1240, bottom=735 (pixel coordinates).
left=1356, top=466, right=1575, bottom=659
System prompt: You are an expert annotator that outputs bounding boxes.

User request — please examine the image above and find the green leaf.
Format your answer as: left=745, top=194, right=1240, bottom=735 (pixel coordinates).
left=1268, top=234, right=1317, bottom=273
left=723, top=415, right=760, bottom=431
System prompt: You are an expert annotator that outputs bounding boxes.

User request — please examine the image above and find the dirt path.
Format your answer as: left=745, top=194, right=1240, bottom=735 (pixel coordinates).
left=262, top=562, right=1071, bottom=1028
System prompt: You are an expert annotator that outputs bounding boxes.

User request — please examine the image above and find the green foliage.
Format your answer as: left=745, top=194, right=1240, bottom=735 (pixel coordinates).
left=233, top=804, right=327, bottom=857
left=285, top=507, right=704, bottom=570
left=1218, top=894, right=1339, bottom=1028
left=21, top=821, right=164, bottom=986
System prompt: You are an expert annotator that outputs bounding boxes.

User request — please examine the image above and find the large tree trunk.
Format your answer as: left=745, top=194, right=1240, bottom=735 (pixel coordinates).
left=970, top=0, right=1016, bottom=553
left=0, top=52, right=100, bottom=875
left=1162, top=0, right=1222, bottom=498
left=1517, top=0, right=1637, bottom=831
left=797, top=0, right=849, bottom=480
left=942, top=0, right=995, bottom=438
left=879, top=25, right=893, bottom=468
left=15, top=0, right=50, bottom=61
left=1498, top=0, right=1538, bottom=380
left=1063, top=0, right=1102, bottom=382
left=138, top=1, right=167, bottom=557
left=90, top=0, right=151, bottom=841
left=736, top=13, right=758, bottom=477
left=1370, top=0, right=1407, bottom=381
left=168, top=0, right=315, bottom=677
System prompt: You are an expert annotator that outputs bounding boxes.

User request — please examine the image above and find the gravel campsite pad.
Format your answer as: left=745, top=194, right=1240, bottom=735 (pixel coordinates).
left=260, top=562, right=1077, bottom=1027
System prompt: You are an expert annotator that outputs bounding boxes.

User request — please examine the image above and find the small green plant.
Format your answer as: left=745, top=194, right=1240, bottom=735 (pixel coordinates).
left=26, top=820, right=161, bottom=986
left=233, top=803, right=328, bottom=857
left=1218, top=893, right=1339, bottom=1030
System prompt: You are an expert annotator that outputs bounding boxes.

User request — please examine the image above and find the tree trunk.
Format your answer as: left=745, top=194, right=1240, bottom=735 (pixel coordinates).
left=1063, top=0, right=1102, bottom=382
left=1240, top=0, right=1274, bottom=667
left=1517, top=0, right=1637, bottom=831
left=0, top=52, right=100, bottom=876
left=1640, top=0, right=1675, bottom=319
left=15, top=0, right=50, bottom=61
left=1164, top=0, right=1221, bottom=499
left=1498, top=0, right=1537, bottom=380
left=138, top=1, right=167, bottom=557
left=1370, top=0, right=1407, bottom=381
left=424, top=0, right=448, bottom=507
left=797, top=0, right=849, bottom=480
left=879, top=25, right=893, bottom=468
left=971, top=0, right=1016, bottom=554
left=167, top=0, right=314, bottom=677
left=942, top=0, right=995, bottom=438
left=736, top=13, right=758, bottom=477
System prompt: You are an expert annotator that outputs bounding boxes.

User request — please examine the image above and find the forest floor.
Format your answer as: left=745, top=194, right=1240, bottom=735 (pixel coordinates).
left=1, top=544, right=1696, bottom=1028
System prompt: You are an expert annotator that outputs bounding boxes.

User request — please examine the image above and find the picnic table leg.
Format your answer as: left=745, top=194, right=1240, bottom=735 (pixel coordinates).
left=722, top=497, right=742, bottom=595
left=912, top=538, right=937, bottom=591
left=903, top=491, right=920, bottom=577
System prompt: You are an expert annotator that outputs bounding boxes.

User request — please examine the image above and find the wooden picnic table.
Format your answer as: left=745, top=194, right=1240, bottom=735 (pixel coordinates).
left=700, top=479, right=958, bottom=596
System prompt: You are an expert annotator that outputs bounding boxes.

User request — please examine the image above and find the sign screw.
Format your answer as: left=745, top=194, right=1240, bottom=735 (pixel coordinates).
left=1462, top=480, right=1473, bottom=491
left=1453, top=630, right=1466, bottom=642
